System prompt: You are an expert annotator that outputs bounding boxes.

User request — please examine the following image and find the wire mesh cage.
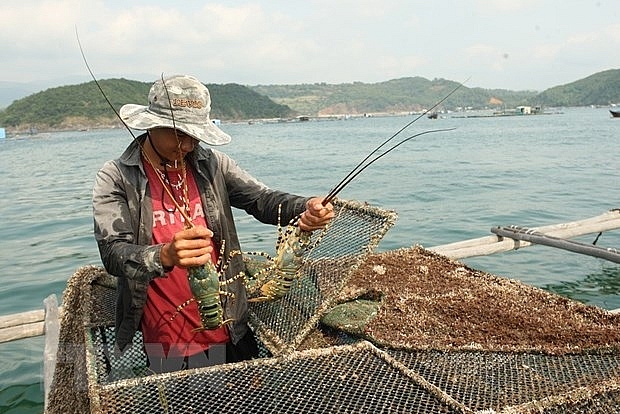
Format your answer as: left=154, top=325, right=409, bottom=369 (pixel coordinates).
left=246, top=199, right=398, bottom=354
left=47, top=199, right=620, bottom=414
left=46, top=199, right=399, bottom=412
left=83, top=321, right=620, bottom=413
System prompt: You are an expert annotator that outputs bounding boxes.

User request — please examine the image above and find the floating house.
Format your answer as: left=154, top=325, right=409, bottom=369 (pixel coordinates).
left=515, top=105, right=542, bottom=115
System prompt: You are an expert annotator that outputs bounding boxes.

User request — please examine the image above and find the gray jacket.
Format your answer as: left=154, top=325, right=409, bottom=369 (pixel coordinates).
left=93, top=134, right=309, bottom=352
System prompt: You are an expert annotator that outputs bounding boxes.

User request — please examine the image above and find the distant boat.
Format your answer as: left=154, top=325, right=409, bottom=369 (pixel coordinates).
left=610, top=108, right=620, bottom=118
left=427, top=112, right=438, bottom=119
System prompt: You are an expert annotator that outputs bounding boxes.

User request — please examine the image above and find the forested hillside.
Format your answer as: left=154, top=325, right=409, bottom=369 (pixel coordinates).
left=1, top=69, right=619, bottom=132
left=250, top=77, right=536, bottom=116
left=250, top=69, right=620, bottom=116
left=0, top=79, right=293, bottom=131
left=535, top=69, right=620, bottom=107
left=0, top=79, right=148, bottom=129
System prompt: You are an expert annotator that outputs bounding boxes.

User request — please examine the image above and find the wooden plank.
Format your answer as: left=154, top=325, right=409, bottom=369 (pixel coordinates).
left=430, top=209, right=620, bottom=259
left=0, top=309, right=45, bottom=329
left=0, top=321, right=45, bottom=343
left=0, top=306, right=63, bottom=344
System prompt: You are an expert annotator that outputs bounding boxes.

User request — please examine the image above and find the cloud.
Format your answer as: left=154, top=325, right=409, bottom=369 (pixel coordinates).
left=474, top=0, right=539, bottom=13
left=0, top=1, right=618, bottom=91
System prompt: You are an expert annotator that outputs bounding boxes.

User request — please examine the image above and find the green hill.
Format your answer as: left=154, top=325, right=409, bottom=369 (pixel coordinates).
left=2, top=69, right=619, bottom=132
left=250, top=77, right=536, bottom=116
left=0, top=79, right=294, bottom=132
left=534, top=69, right=620, bottom=107
left=251, top=70, right=620, bottom=115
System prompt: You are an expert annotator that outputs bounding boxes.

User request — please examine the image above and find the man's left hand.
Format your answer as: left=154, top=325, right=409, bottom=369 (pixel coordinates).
left=298, top=197, right=335, bottom=231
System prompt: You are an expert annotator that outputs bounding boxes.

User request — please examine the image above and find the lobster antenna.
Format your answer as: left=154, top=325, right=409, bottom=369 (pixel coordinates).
left=76, top=28, right=194, bottom=224
left=76, top=27, right=138, bottom=141
left=322, top=77, right=469, bottom=205
left=159, top=73, right=194, bottom=228
left=160, top=73, right=179, bottom=132
left=322, top=127, right=455, bottom=205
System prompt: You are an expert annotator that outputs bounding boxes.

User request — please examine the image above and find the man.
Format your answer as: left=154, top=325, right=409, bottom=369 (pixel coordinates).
left=92, top=75, right=333, bottom=372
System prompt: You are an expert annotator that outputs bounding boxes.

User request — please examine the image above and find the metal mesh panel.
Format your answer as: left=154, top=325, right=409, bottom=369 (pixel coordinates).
left=84, top=276, right=147, bottom=385
left=90, top=327, right=149, bottom=383
left=542, top=389, right=620, bottom=414
left=80, top=315, right=620, bottom=414
left=388, top=348, right=620, bottom=412
left=93, top=342, right=460, bottom=414
left=248, top=199, right=397, bottom=354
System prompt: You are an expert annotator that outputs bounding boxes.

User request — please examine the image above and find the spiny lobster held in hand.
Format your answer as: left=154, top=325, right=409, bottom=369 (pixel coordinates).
left=77, top=32, right=241, bottom=330
left=244, top=205, right=321, bottom=303
left=243, top=81, right=467, bottom=302
left=171, top=241, right=245, bottom=331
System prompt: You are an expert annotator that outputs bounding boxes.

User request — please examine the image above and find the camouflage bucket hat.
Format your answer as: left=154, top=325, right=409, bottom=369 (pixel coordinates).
left=119, top=75, right=231, bottom=146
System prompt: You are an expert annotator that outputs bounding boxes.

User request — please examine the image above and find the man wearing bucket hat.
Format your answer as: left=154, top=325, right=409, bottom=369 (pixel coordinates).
left=93, top=75, right=334, bottom=372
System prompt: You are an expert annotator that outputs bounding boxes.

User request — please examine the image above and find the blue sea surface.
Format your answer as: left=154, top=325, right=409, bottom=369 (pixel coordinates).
left=1, top=107, right=619, bottom=412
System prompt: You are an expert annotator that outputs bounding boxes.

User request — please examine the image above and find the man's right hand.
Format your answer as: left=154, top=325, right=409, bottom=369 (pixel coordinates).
left=160, top=226, right=214, bottom=269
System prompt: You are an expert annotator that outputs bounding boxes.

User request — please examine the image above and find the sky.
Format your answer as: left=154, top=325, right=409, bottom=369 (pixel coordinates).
left=1, top=0, right=619, bottom=93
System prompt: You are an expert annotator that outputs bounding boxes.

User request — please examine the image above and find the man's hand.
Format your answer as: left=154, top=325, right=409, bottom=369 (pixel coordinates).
left=160, top=226, right=214, bottom=269
left=298, top=197, right=335, bottom=232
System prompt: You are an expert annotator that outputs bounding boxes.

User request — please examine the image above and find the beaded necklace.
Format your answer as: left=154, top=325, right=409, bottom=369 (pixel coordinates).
left=143, top=133, right=191, bottom=219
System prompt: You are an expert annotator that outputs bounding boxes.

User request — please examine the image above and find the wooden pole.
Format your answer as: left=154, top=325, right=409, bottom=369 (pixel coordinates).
left=430, top=209, right=620, bottom=259
left=491, top=226, right=620, bottom=264
left=0, top=313, right=45, bottom=343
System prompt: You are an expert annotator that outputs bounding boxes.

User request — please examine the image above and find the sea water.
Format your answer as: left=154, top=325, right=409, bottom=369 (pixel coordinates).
left=1, top=106, right=619, bottom=412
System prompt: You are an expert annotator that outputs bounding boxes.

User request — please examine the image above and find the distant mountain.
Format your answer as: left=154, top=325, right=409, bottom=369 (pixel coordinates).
left=250, top=69, right=620, bottom=116
left=250, top=78, right=537, bottom=116
left=0, top=76, right=92, bottom=108
left=1, top=69, right=619, bottom=132
left=0, top=81, right=46, bottom=109
left=534, top=69, right=620, bottom=107
left=0, top=79, right=293, bottom=131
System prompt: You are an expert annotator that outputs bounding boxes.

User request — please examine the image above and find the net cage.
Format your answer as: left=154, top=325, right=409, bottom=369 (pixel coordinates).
left=245, top=199, right=397, bottom=355
left=46, top=199, right=620, bottom=413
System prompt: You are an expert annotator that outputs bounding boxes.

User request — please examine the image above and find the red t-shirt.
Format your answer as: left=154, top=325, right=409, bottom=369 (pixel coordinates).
left=141, top=160, right=230, bottom=358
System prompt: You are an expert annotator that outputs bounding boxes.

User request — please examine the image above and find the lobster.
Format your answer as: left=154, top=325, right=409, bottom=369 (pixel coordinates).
left=243, top=206, right=324, bottom=303
left=242, top=82, right=466, bottom=302
left=170, top=241, right=246, bottom=330
left=77, top=33, right=240, bottom=330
